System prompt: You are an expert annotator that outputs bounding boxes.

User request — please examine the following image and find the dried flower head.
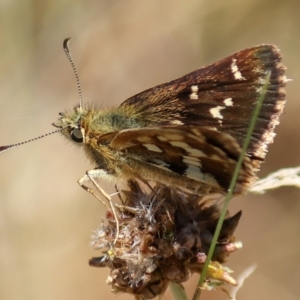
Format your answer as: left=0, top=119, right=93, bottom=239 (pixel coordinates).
left=89, top=181, right=242, bottom=299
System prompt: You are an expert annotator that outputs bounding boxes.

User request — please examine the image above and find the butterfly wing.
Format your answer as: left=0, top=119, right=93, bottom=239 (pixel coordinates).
left=120, top=45, right=286, bottom=173
left=110, top=126, right=254, bottom=194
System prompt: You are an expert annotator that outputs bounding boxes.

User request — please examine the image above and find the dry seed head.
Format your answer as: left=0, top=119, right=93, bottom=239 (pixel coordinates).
left=89, top=181, right=242, bottom=299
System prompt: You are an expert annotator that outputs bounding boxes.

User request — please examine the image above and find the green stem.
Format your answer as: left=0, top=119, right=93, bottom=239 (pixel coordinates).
left=169, top=282, right=189, bottom=300
left=192, top=71, right=271, bottom=300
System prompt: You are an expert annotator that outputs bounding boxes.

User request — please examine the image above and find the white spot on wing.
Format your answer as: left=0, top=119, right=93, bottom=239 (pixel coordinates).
left=165, top=133, right=184, bottom=141
left=185, top=165, right=201, bottom=180
left=186, top=148, right=206, bottom=157
left=185, top=165, right=218, bottom=185
left=231, top=58, right=246, bottom=80
left=224, top=98, right=233, bottom=106
left=143, top=144, right=163, bottom=153
left=157, top=135, right=168, bottom=142
left=183, top=156, right=202, bottom=167
left=170, top=119, right=184, bottom=125
left=170, top=141, right=190, bottom=149
left=191, top=85, right=198, bottom=92
left=190, top=85, right=199, bottom=100
left=210, top=106, right=225, bottom=119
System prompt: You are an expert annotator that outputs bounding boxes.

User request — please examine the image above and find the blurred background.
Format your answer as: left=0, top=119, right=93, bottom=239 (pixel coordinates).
left=0, top=1, right=299, bottom=299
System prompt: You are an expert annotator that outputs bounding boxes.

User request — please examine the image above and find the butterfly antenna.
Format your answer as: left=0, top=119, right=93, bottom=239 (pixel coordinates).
left=0, top=129, right=61, bottom=154
left=63, top=38, right=83, bottom=109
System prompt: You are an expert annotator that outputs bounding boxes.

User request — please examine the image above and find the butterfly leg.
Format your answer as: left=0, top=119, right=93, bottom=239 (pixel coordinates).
left=114, top=184, right=125, bottom=204
left=78, top=168, right=120, bottom=244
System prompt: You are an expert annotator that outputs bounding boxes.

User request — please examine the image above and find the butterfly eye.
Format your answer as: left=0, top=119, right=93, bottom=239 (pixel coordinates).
left=70, top=128, right=83, bottom=143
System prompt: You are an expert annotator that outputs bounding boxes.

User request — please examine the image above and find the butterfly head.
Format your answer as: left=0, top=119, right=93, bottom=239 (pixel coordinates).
left=53, top=105, right=88, bottom=145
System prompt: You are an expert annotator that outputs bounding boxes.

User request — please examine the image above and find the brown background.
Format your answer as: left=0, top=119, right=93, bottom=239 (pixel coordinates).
left=0, top=1, right=299, bottom=300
